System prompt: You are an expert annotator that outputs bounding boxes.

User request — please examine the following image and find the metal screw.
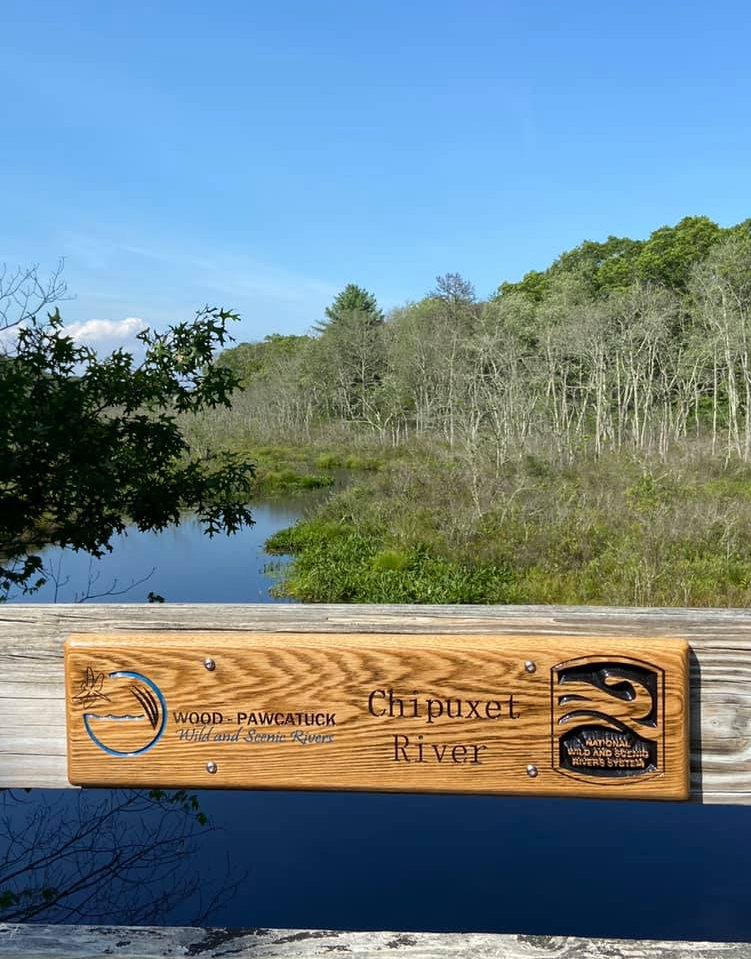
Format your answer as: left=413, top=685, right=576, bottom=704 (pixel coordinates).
left=204, top=658, right=216, bottom=671
left=527, top=764, right=538, bottom=778
left=524, top=660, right=536, bottom=673
left=206, top=761, right=218, bottom=775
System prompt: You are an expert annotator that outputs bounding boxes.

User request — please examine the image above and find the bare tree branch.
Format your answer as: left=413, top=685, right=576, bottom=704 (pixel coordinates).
left=0, top=260, right=71, bottom=349
left=0, top=788, right=247, bottom=925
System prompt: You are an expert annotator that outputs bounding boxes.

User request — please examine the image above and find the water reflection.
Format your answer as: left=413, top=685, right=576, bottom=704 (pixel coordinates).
left=0, top=788, right=244, bottom=925
left=4, top=787, right=751, bottom=940
left=7, top=498, right=310, bottom=604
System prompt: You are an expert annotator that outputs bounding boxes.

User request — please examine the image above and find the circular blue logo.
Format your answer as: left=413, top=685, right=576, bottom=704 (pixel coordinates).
left=76, top=669, right=167, bottom=757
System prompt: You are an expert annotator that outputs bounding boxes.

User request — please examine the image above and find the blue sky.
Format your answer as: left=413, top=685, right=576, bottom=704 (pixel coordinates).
left=1, top=0, right=750, bottom=350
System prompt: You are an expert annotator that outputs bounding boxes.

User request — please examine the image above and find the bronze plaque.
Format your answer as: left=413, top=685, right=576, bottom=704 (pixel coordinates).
left=65, top=632, right=690, bottom=800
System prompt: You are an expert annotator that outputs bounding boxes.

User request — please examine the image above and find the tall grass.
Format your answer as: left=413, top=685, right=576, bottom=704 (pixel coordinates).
left=267, top=447, right=751, bottom=607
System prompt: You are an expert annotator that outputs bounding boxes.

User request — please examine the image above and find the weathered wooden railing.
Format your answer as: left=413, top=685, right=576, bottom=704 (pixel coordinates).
left=1, top=924, right=750, bottom=956
left=2, top=602, right=751, bottom=956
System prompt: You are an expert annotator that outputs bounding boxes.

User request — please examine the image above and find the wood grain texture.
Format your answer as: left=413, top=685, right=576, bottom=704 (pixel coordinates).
left=0, top=603, right=749, bottom=801
left=1, top=924, right=748, bottom=958
left=64, top=632, right=689, bottom=799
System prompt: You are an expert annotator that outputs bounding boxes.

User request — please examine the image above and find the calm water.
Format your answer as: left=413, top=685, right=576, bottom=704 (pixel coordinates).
left=4, top=497, right=751, bottom=940
left=8, top=498, right=308, bottom=604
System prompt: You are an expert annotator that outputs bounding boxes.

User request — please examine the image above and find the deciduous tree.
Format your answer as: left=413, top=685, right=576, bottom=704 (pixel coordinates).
left=0, top=273, right=255, bottom=598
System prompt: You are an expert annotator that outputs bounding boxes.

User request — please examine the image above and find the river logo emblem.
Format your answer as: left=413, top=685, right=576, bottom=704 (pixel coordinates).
left=550, top=656, right=664, bottom=783
left=72, top=667, right=167, bottom=757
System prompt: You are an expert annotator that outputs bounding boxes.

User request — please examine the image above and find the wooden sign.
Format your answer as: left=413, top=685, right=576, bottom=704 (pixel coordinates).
left=65, top=632, right=690, bottom=800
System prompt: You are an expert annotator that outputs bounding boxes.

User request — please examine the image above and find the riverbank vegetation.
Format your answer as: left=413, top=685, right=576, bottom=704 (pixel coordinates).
left=184, top=215, right=751, bottom=607
left=266, top=450, right=751, bottom=606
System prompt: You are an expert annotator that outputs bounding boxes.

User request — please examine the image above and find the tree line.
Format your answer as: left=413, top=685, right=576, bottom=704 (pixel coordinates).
left=211, top=215, right=751, bottom=465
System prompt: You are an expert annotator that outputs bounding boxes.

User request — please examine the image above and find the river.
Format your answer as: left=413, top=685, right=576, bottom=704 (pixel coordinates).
left=6, top=497, right=312, bottom=604
left=3, top=495, right=751, bottom=940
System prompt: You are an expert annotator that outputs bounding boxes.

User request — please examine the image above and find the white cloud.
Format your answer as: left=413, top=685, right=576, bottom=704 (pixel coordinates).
left=65, top=316, right=147, bottom=343
left=0, top=315, right=150, bottom=362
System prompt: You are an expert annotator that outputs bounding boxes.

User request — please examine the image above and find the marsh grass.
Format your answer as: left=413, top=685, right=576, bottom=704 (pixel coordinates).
left=267, top=448, right=751, bottom=606
left=217, top=440, right=387, bottom=495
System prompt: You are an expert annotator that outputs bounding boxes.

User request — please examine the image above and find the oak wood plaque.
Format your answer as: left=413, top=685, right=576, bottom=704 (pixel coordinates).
left=65, top=632, right=690, bottom=800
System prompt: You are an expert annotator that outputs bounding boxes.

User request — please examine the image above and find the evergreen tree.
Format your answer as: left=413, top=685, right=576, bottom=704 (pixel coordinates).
left=315, top=284, right=383, bottom=334
left=311, top=285, right=385, bottom=421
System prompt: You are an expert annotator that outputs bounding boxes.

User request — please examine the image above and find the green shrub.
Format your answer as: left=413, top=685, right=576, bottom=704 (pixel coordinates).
left=255, top=468, right=334, bottom=494
left=268, top=519, right=516, bottom=604
left=372, top=549, right=411, bottom=571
